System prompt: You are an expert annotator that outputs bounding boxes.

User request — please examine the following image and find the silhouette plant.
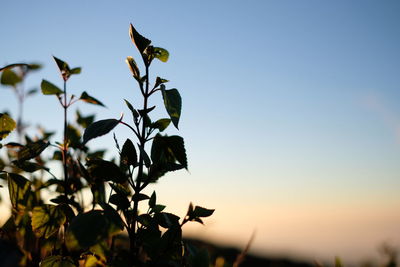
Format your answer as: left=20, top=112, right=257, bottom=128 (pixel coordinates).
left=0, top=24, right=214, bottom=267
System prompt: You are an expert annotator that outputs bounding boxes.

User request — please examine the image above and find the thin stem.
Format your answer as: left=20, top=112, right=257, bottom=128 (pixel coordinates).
left=119, top=121, right=140, bottom=140
left=62, top=80, right=68, bottom=199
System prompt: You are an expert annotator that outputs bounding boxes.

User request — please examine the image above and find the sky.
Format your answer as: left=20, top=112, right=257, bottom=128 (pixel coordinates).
left=1, top=0, right=400, bottom=264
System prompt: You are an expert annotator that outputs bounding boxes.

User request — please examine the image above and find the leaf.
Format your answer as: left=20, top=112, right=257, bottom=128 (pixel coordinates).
left=153, top=47, right=169, bottom=62
left=149, top=191, right=156, bottom=208
left=161, top=86, right=182, bottom=129
left=0, top=113, right=16, bottom=140
left=26, top=88, right=38, bottom=96
left=40, top=255, right=76, bottom=267
left=87, top=159, right=127, bottom=184
left=124, top=99, right=139, bottom=121
left=129, top=23, right=151, bottom=54
left=126, top=56, right=140, bottom=78
left=12, top=160, right=49, bottom=173
left=151, top=118, right=171, bottom=132
left=7, top=173, right=31, bottom=209
left=76, top=110, right=95, bottom=129
left=41, top=79, right=63, bottom=95
left=83, top=119, right=120, bottom=144
left=70, top=67, right=81, bottom=75
left=109, top=194, right=130, bottom=210
left=17, top=140, right=49, bottom=161
left=31, top=204, right=66, bottom=238
left=151, top=134, right=187, bottom=169
left=192, top=206, right=214, bottom=218
left=154, top=77, right=169, bottom=89
left=121, top=138, right=137, bottom=166
left=80, top=91, right=105, bottom=107
left=53, top=56, right=71, bottom=81
left=138, top=145, right=151, bottom=168
left=66, top=209, right=123, bottom=251
left=0, top=69, right=22, bottom=87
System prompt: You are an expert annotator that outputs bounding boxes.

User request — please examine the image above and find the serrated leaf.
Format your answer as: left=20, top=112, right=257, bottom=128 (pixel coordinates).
left=153, top=47, right=169, bottom=62
left=41, top=256, right=76, bottom=267
left=129, top=24, right=151, bottom=54
left=80, top=91, right=105, bottom=107
left=0, top=69, right=21, bottom=87
left=121, top=138, right=137, bottom=166
left=31, top=204, right=66, bottom=238
left=83, top=119, right=120, bottom=144
left=161, top=86, right=182, bottom=129
left=66, top=209, right=123, bottom=251
left=0, top=113, right=16, bottom=140
left=41, top=79, right=63, bottom=95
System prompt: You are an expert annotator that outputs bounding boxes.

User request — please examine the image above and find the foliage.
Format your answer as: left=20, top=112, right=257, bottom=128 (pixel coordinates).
left=0, top=23, right=214, bottom=266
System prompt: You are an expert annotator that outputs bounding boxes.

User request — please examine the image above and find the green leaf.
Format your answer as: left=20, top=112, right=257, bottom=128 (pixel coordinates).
left=129, top=23, right=151, bottom=54
left=121, top=138, right=137, bottom=166
left=126, top=56, right=140, bottom=78
left=161, top=86, right=182, bottom=129
left=7, top=173, right=31, bottom=209
left=70, top=67, right=81, bottom=75
left=151, top=204, right=166, bottom=213
left=151, top=118, right=171, bottom=132
left=87, top=159, right=127, bottom=184
left=0, top=113, right=16, bottom=140
left=83, top=119, right=120, bottom=144
left=12, top=160, right=49, bottom=173
left=17, top=140, right=49, bottom=161
left=41, top=79, right=63, bottom=95
left=66, top=209, right=123, bottom=251
left=31, top=204, right=66, bottom=238
left=40, top=255, right=76, bottom=267
left=153, top=47, right=169, bottom=62
left=80, top=91, right=105, bottom=107
left=0, top=69, right=22, bottom=87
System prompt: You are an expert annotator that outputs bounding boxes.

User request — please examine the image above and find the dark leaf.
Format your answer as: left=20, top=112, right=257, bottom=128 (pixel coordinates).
left=80, top=91, right=105, bottom=107
left=129, top=23, right=151, bottom=54
left=109, top=183, right=131, bottom=196
left=192, top=206, right=215, bottom=218
left=151, top=204, right=166, bottom=213
left=26, top=88, right=38, bottom=96
left=41, top=79, right=63, bottom=95
left=161, top=86, right=182, bottom=129
left=83, top=119, right=120, bottom=144
left=131, top=193, right=149, bottom=201
left=87, top=159, right=127, bottom=184
left=53, top=56, right=71, bottom=81
left=149, top=191, right=156, bottom=208
left=17, top=140, right=49, bottom=161
left=121, top=138, right=137, bottom=166
left=109, top=194, right=130, bottom=210
left=12, top=160, right=49, bottom=173
left=7, top=173, right=31, bottom=209
left=155, top=212, right=180, bottom=228
left=66, top=209, right=123, bottom=251
left=154, top=77, right=169, bottom=89
left=151, top=134, right=187, bottom=169
left=124, top=99, right=139, bottom=121
left=138, top=145, right=151, bottom=168
left=0, top=113, right=16, bottom=140
left=31, top=204, right=66, bottom=238
left=76, top=110, right=95, bottom=128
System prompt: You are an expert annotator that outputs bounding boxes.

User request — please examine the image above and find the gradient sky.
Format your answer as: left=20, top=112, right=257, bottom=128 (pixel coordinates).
left=1, top=1, right=400, bottom=264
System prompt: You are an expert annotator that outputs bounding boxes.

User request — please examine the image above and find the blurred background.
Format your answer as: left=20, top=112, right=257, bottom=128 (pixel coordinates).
left=1, top=1, right=399, bottom=265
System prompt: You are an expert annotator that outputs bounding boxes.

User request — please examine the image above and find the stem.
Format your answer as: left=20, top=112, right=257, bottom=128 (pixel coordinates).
left=62, top=80, right=68, bottom=199
left=130, top=65, right=150, bottom=257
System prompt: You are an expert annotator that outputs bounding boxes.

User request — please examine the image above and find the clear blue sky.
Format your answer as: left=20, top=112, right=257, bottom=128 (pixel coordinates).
left=1, top=1, right=400, bottom=264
